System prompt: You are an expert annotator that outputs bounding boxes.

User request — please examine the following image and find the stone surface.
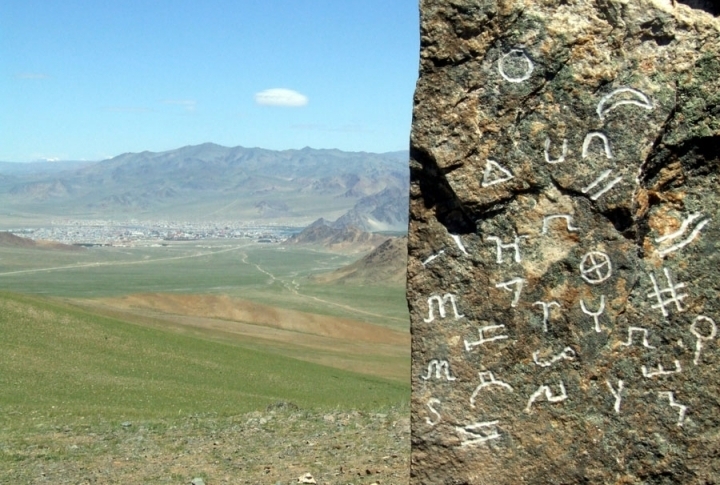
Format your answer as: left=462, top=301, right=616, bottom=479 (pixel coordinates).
left=408, top=1, right=720, bottom=483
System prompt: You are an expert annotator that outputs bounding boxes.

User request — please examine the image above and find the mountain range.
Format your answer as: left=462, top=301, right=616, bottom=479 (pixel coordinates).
left=0, top=143, right=409, bottom=231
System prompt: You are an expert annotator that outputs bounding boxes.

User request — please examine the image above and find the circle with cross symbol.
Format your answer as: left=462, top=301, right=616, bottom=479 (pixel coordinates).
left=579, top=251, right=613, bottom=284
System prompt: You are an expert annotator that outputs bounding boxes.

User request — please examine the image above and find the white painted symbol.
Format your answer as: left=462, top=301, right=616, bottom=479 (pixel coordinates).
left=424, top=293, right=465, bottom=323
left=582, top=132, right=613, bottom=159
left=579, top=251, right=613, bottom=284
left=622, top=326, right=656, bottom=349
left=544, top=137, right=568, bottom=164
left=658, top=391, right=688, bottom=427
left=642, top=359, right=682, bottom=378
left=541, top=214, right=579, bottom=235
left=450, top=234, right=469, bottom=255
left=426, top=398, right=442, bottom=426
left=606, top=379, right=624, bottom=414
left=533, top=301, right=560, bottom=332
left=481, top=159, right=514, bottom=187
left=647, top=268, right=688, bottom=317
left=470, top=371, right=514, bottom=408
left=597, top=87, right=653, bottom=121
left=581, top=169, right=623, bottom=201
left=497, top=49, right=534, bottom=83
left=495, top=278, right=525, bottom=307
left=580, top=295, right=606, bottom=333
left=487, top=235, right=528, bottom=264
left=456, top=421, right=501, bottom=447
left=532, top=346, right=576, bottom=367
left=655, top=213, right=711, bottom=257
left=421, top=359, right=457, bottom=381
left=422, top=250, right=445, bottom=267
left=690, top=316, right=717, bottom=365
left=464, top=324, right=508, bottom=352
left=524, top=381, right=568, bottom=413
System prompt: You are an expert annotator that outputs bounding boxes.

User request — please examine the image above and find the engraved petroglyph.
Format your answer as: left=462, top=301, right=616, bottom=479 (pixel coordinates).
left=579, top=251, right=613, bottom=284
left=524, top=381, right=568, bottom=413
left=481, top=159, right=515, bottom=187
left=533, top=301, right=560, bottom=332
left=655, top=213, right=711, bottom=257
left=606, top=379, right=625, bottom=414
left=456, top=421, right=502, bottom=447
left=487, top=235, right=528, bottom=264
left=421, top=359, right=457, bottom=381
left=470, top=371, right=514, bottom=408
left=544, top=137, right=568, bottom=164
left=541, top=214, right=579, bottom=235
left=658, top=392, right=688, bottom=427
left=580, top=295, right=606, bottom=333
left=426, top=398, right=442, bottom=426
left=495, top=278, right=525, bottom=307
left=422, top=250, right=445, bottom=267
left=690, top=316, right=717, bottom=365
left=642, top=360, right=682, bottom=378
left=597, top=87, right=653, bottom=121
left=582, top=132, right=613, bottom=159
left=424, top=293, right=465, bottom=323
left=647, top=268, right=688, bottom=317
left=497, top=49, right=534, bottom=83
left=464, top=324, right=509, bottom=352
left=622, top=327, right=656, bottom=349
left=450, top=234, right=470, bottom=255
left=581, top=170, right=623, bottom=201
left=532, top=346, right=576, bottom=367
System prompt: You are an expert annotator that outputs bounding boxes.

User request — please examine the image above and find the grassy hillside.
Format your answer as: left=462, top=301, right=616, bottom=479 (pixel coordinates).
left=0, top=292, right=408, bottom=432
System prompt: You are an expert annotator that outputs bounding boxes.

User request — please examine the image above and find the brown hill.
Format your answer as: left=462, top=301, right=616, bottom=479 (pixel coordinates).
left=0, top=232, right=83, bottom=251
left=311, top=236, right=407, bottom=285
left=285, top=219, right=389, bottom=253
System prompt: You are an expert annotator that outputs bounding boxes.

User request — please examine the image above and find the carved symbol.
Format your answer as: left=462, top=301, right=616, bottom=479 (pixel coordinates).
left=647, top=268, right=688, bottom=317
left=470, top=371, right=514, bottom=408
left=464, top=324, right=508, bottom=352
left=456, top=421, right=501, bottom=447
left=524, top=381, right=568, bottom=413
left=421, top=359, right=457, bottom=381
left=606, top=379, right=624, bottom=414
left=642, top=359, right=682, bottom=378
left=544, top=137, right=567, bottom=164
left=655, top=213, right=711, bottom=257
left=622, top=326, right=656, bottom=349
left=579, top=251, right=613, bottom=284
left=422, top=250, right=445, bottom=267
left=581, top=169, right=623, bottom=201
left=597, top=87, right=653, bottom=121
left=486, top=235, right=527, bottom=264
left=424, top=293, right=465, bottom=323
left=580, top=295, right=606, bottom=333
left=657, top=391, right=688, bottom=427
left=426, top=398, right=442, bottom=426
left=497, top=49, right=534, bottom=83
left=481, top=159, right=514, bottom=187
left=582, top=132, right=613, bottom=159
left=450, top=234, right=469, bottom=255
left=532, top=346, right=576, bottom=367
left=542, top=214, right=579, bottom=235
left=533, top=301, right=560, bottom=332
left=494, top=278, right=525, bottom=307
left=690, top=316, right=717, bottom=365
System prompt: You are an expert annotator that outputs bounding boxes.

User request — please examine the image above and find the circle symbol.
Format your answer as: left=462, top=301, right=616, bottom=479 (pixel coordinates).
left=498, top=49, right=534, bottom=83
left=579, top=251, right=612, bottom=284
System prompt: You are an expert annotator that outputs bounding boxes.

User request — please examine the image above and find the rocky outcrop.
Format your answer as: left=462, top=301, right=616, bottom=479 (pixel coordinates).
left=408, top=1, right=720, bottom=483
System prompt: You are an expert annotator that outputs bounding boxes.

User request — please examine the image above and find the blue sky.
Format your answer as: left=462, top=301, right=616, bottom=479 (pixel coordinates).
left=1, top=1, right=418, bottom=162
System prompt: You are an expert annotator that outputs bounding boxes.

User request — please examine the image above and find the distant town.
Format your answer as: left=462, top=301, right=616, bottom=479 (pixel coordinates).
left=8, top=219, right=302, bottom=246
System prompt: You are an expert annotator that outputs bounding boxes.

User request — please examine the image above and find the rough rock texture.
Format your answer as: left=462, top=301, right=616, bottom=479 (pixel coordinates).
left=408, top=1, right=720, bottom=484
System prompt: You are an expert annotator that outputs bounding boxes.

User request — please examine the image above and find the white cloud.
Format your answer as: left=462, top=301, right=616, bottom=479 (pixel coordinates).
left=254, top=88, right=308, bottom=107
left=163, top=99, right=197, bottom=112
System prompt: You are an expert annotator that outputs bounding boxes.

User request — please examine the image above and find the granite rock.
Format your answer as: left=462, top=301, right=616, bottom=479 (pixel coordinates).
left=408, top=1, right=720, bottom=483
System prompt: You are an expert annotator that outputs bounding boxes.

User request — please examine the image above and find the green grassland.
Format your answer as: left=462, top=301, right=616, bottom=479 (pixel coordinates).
left=0, top=292, right=407, bottom=430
